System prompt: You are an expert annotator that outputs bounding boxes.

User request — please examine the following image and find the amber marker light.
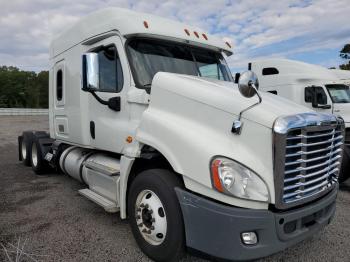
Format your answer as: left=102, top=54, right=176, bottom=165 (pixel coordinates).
left=193, top=31, right=199, bottom=38
left=143, top=21, right=149, bottom=28
left=211, top=159, right=224, bottom=192
left=184, top=29, right=190, bottom=36
left=126, top=136, right=133, bottom=143
left=202, top=33, right=208, bottom=40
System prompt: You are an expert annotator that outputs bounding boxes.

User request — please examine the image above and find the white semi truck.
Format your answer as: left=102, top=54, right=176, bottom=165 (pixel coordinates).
left=332, top=68, right=350, bottom=86
left=18, top=8, right=345, bottom=261
left=249, top=59, right=350, bottom=182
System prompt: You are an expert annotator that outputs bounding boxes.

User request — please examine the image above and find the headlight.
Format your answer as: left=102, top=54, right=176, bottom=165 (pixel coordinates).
left=210, top=157, right=269, bottom=202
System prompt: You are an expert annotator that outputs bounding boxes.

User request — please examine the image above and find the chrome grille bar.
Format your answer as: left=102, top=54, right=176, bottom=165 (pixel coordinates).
left=286, top=135, right=343, bottom=148
left=286, top=141, right=343, bottom=157
left=284, top=168, right=339, bottom=190
left=286, top=130, right=342, bottom=140
left=284, top=155, right=341, bottom=175
left=285, top=148, right=342, bottom=166
left=284, top=164, right=340, bottom=183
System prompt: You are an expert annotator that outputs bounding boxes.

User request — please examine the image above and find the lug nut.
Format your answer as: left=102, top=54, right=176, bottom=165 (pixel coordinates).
left=145, top=204, right=149, bottom=209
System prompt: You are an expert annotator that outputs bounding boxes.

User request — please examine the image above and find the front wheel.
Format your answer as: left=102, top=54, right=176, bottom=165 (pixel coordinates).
left=128, top=169, right=185, bottom=262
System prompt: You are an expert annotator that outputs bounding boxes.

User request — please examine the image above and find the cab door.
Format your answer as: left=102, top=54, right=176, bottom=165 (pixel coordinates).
left=82, top=35, right=131, bottom=153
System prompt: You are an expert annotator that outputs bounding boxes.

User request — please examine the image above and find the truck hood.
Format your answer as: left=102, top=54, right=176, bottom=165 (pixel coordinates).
left=152, top=72, right=311, bottom=128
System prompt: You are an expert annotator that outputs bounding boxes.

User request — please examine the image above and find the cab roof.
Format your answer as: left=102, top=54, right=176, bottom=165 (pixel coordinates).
left=50, top=8, right=233, bottom=58
left=331, top=69, right=350, bottom=80
left=251, top=59, right=341, bottom=87
left=251, top=59, right=338, bottom=81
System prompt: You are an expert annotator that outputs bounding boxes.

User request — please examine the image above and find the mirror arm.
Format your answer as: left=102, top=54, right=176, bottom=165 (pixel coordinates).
left=238, top=84, right=262, bottom=121
left=89, top=90, right=109, bottom=105
left=89, top=91, right=121, bottom=112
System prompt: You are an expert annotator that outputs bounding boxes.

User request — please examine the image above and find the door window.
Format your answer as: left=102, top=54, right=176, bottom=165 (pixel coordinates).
left=305, top=86, right=328, bottom=104
left=96, top=45, right=123, bottom=92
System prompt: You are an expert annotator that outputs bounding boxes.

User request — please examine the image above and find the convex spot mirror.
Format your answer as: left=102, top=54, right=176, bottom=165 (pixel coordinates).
left=82, top=53, right=99, bottom=91
left=238, top=71, right=259, bottom=98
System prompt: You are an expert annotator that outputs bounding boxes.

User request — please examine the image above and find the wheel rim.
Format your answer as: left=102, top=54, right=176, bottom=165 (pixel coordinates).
left=135, top=190, right=167, bottom=245
left=31, top=143, right=38, bottom=167
left=21, top=141, right=27, bottom=160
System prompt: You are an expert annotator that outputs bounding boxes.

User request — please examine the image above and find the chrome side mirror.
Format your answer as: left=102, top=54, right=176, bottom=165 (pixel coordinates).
left=232, top=71, right=262, bottom=135
left=82, top=53, right=99, bottom=91
left=238, top=71, right=259, bottom=98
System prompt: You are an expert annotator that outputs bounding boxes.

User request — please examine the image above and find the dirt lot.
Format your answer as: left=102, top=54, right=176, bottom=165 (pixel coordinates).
left=0, top=115, right=349, bottom=262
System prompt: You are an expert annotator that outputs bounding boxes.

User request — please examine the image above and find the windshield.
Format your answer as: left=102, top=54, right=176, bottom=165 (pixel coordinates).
left=326, top=84, right=350, bottom=103
left=127, top=38, right=233, bottom=88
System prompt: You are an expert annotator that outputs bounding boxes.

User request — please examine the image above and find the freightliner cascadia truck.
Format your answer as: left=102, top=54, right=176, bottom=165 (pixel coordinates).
left=249, top=59, right=350, bottom=182
left=18, top=8, right=345, bottom=262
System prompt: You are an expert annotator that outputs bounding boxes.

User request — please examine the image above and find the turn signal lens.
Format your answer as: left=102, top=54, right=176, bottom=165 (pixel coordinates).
left=211, top=159, right=224, bottom=192
left=126, top=136, right=133, bottom=143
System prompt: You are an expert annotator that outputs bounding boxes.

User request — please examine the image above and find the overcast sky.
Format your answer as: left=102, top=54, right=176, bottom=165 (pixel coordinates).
left=1, top=0, right=349, bottom=73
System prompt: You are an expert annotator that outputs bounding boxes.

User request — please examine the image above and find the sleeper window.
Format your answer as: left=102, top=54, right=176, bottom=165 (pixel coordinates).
left=56, top=69, right=63, bottom=101
left=96, top=46, right=123, bottom=92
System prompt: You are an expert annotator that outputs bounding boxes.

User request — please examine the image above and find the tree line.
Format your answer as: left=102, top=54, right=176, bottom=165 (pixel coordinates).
left=339, top=44, right=350, bottom=70
left=0, top=66, right=48, bottom=108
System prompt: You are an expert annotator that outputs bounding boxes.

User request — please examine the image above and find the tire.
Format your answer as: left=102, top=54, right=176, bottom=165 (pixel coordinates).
left=339, top=146, right=350, bottom=183
left=20, top=132, right=34, bottom=166
left=128, top=169, right=185, bottom=262
left=30, top=137, right=47, bottom=175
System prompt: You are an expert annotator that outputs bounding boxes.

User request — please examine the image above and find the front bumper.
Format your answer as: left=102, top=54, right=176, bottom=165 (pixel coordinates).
left=175, top=187, right=337, bottom=261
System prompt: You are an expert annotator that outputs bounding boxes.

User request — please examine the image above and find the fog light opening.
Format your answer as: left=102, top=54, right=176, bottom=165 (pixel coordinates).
left=241, top=232, right=258, bottom=245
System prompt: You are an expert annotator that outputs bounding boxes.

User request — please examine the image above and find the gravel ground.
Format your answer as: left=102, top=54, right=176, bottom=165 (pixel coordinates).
left=0, top=115, right=349, bottom=262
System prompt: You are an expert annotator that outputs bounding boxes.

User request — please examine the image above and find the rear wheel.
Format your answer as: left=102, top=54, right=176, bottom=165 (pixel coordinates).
left=20, top=132, right=34, bottom=166
left=128, top=169, right=185, bottom=262
left=30, top=137, right=48, bottom=175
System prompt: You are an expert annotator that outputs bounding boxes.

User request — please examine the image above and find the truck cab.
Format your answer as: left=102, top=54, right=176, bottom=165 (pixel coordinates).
left=250, top=59, right=350, bottom=181
left=18, top=9, right=344, bottom=261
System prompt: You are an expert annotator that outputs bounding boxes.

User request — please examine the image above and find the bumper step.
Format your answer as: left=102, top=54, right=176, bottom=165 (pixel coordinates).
left=79, top=188, right=119, bottom=213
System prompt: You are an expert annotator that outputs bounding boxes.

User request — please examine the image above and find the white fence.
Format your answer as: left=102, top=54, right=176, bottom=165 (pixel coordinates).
left=0, top=108, right=49, bottom=116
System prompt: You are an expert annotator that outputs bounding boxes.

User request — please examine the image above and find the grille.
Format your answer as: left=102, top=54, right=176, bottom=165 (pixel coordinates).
left=273, top=113, right=345, bottom=209
left=283, top=126, right=343, bottom=204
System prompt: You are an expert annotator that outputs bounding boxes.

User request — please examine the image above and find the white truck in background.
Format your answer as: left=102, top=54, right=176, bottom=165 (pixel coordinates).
left=249, top=59, right=350, bottom=182
left=332, top=69, right=350, bottom=86
left=18, top=8, right=345, bottom=262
